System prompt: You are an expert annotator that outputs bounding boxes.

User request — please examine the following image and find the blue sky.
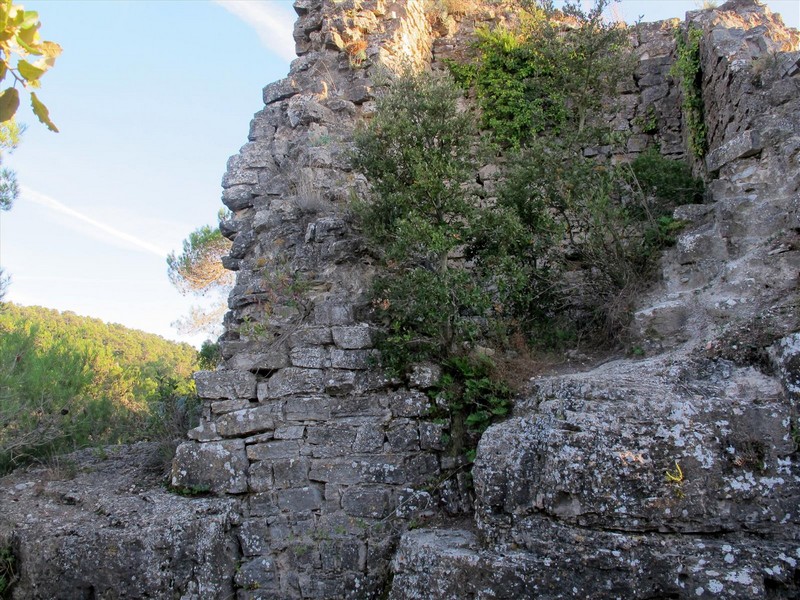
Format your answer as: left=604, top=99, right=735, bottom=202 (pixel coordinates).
left=1, top=0, right=797, bottom=347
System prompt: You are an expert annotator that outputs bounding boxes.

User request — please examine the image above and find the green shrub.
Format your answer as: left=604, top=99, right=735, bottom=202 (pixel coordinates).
left=449, top=0, right=633, bottom=148
left=671, top=26, right=706, bottom=158
left=630, top=147, right=704, bottom=205
left=352, top=70, right=495, bottom=372
left=429, top=356, right=513, bottom=459
left=485, top=141, right=699, bottom=341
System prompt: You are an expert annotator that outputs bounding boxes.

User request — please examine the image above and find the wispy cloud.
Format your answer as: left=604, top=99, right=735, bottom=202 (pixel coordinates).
left=214, top=0, right=297, bottom=62
left=22, top=186, right=170, bottom=258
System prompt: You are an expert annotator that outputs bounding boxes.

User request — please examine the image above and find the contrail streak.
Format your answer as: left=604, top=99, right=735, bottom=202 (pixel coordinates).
left=21, top=186, right=169, bottom=258
left=214, top=0, right=296, bottom=62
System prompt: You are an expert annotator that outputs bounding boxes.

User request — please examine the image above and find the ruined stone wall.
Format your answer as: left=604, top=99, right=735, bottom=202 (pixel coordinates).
left=168, top=0, right=799, bottom=598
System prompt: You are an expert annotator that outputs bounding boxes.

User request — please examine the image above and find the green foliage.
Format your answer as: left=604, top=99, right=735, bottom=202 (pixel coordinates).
left=0, top=0, right=61, bottom=131
left=485, top=141, right=699, bottom=340
left=450, top=0, right=632, bottom=147
left=671, top=26, right=706, bottom=158
left=0, top=304, right=201, bottom=473
left=370, top=268, right=491, bottom=374
left=353, top=70, right=497, bottom=372
left=168, top=483, right=211, bottom=497
left=0, top=119, right=21, bottom=211
left=429, top=356, right=513, bottom=457
left=630, top=147, right=704, bottom=205
left=168, top=214, right=234, bottom=336
left=352, top=70, right=481, bottom=270
left=198, top=340, right=221, bottom=369
left=167, top=224, right=233, bottom=296
left=0, top=544, right=15, bottom=598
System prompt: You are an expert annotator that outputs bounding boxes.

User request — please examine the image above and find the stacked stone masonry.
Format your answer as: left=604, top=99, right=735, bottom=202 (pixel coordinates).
left=1, top=0, right=798, bottom=598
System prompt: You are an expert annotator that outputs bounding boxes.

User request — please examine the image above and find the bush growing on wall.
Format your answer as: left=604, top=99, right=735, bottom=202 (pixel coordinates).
left=351, top=70, right=496, bottom=370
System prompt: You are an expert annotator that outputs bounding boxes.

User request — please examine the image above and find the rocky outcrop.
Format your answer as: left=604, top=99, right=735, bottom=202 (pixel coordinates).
left=0, top=444, right=240, bottom=599
left=1, top=1, right=798, bottom=598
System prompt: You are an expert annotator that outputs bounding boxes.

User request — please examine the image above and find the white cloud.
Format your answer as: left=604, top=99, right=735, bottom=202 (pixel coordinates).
left=21, top=186, right=170, bottom=258
left=214, top=0, right=297, bottom=63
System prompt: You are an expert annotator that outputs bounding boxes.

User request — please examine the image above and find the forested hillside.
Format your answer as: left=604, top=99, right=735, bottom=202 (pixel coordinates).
left=0, top=303, right=202, bottom=473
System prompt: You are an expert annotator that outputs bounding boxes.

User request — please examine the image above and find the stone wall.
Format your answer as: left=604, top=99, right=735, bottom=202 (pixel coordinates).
left=166, top=0, right=799, bottom=598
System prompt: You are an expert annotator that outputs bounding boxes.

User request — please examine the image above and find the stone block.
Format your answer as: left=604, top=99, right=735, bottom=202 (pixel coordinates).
left=306, top=425, right=357, bottom=457
left=272, top=458, right=310, bottom=488
left=332, top=325, right=374, bottom=349
left=194, top=370, right=257, bottom=400
left=290, top=347, right=331, bottom=368
left=260, top=368, right=324, bottom=398
left=274, top=425, right=305, bottom=439
left=221, top=185, right=255, bottom=211
left=386, top=419, right=419, bottom=452
left=313, top=301, right=355, bottom=325
left=216, top=406, right=276, bottom=438
left=248, top=460, right=274, bottom=492
left=324, top=370, right=356, bottom=396
left=341, top=485, right=393, bottom=519
left=331, top=393, right=391, bottom=418
left=408, top=363, right=442, bottom=389
left=239, top=519, right=271, bottom=557
left=353, top=422, right=386, bottom=453
left=706, top=130, right=763, bottom=172
left=308, top=459, right=363, bottom=484
left=210, top=399, right=253, bottom=414
left=330, top=349, right=376, bottom=370
left=319, top=540, right=366, bottom=572
left=390, top=390, right=431, bottom=417
left=405, top=453, right=441, bottom=484
left=276, top=486, right=323, bottom=512
left=263, top=78, right=299, bottom=105
left=234, top=557, right=277, bottom=593
left=419, top=421, right=446, bottom=451
left=284, top=395, right=331, bottom=421
left=172, top=440, right=248, bottom=494
left=247, top=440, right=302, bottom=461
left=186, top=419, right=221, bottom=442
left=289, top=326, right=333, bottom=347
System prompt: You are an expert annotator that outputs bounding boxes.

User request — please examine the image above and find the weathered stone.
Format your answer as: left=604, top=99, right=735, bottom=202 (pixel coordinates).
left=274, top=424, right=306, bottom=439
left=272, top=458, right=311, bottom=488
left=187, top=419, right=221, bottom=442
left=323, top=369, right=357, bottom=396
left=194, top=370, right=257, bottom=400
left=248, top=460, right=274, bottom=492
left=276, top=486, right=323, bottom=512
left=342, top=485, right=393, bottom=519
left=331, top=325, right=373, bottom=349
left=172, top=440, right=249, bottom=494
left=706, top=129, right=763, bottom=172
left=389, top=390, right=430, bottom=417
left=247, top=440, right=302, bottom=461
left=260, top=368, right=324, bottom=398
left=263, top=78, right=299, bottom=105
left=313, top=300, right=354, bottom=325
left=284, top=395, right=331, bottom=420
left=216, top=406, right=276, bottom=437
left=289, top=326, right=333, bottom=347
left=408, top=362, right=441, bottom=389
left=234, top=557, right=278, bottom=593
left=330, top=348, right=376, bottom=369
left=386, top=419, right=419, bottom=452
left=210, top=399, right=253, bottom=414
left=353, top=422, right=386, bottom=453
left=418, top=421, right=446, bottom=451
left=291, top=346, right=332, bottom=368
